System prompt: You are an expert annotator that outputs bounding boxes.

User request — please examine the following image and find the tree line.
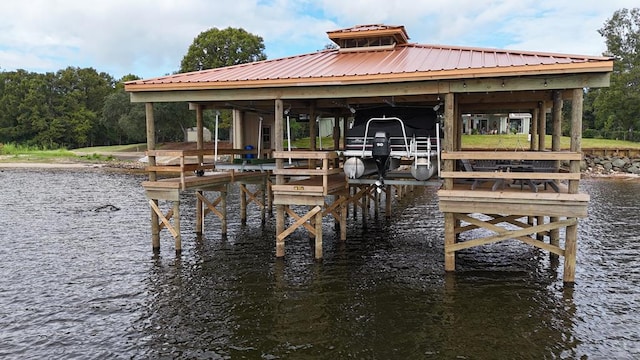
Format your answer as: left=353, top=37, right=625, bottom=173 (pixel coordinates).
left=1, top=10, right=639, bottom=149
left=583, top=8, right=640, bottom=142
left=0, top=27, right=267, bottom=149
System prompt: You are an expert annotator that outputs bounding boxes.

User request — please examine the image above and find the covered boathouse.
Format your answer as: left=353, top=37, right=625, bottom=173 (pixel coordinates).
left=125, top=24, right=613, bottom=284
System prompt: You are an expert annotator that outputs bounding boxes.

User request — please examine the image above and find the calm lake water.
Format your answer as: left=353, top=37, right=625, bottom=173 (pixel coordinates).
left=0, top=168, right=639, bottom=359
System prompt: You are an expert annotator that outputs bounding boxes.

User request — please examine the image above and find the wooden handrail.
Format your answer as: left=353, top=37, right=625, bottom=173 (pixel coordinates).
left=146, top=149, right=212, bottom=157
left=440, top=171, right=580, bottom=180
left=441, top=151, right=582, bottom=161
left=272, top=150, right=339, bottom=160
left=147, top=148, right=272, bottom=157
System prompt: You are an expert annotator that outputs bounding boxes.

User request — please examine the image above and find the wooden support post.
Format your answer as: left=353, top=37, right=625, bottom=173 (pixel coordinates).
left=221, top=185, right=228, bottom=236
left=267, top=178, right=273, bottom=215
left=443, top=92, right=456, bottom=272
left=550, top=216, right=560, bottom=246
left=145, top=102, right=156, bottom=180
left=173, top=201, right=181, bottom=254
left=385, top=185, right=392, bottom=218
left=331, top=196, right=339, bottom=231
left=374, top=188, right=380, bottom=218
left=552, top=90, right=563, bottom=152
left=232, top=109, right=245, bottom=150
left=151, top=199, right=160, bottom=251
left=443, top=93, right=455, bottom=190
left=308, top=205, right=316, bottom=239
left=444, top=212, right=456, bottom=271
left=563, top=220, right=578, bottom=283
left=274, top=99, right=285, bottom=257
left=196, top=190, right=203, bottom=234
left=340, top=194, right=347, bottom=241
left=333, top=116, right=341, bottom=168
left=536, top=216, right=545, bottom=240
left=569, top=89, right=583, bottom=194
left=240, top=184, right=247, bottom=225
left=145, top=102, right=160, bottom=251
left=315, top=210, right=323, bottom=259
left=363, top=188, right=370, bottom=221
left=552, top=90, right=563, bottom=182
left=530, top=107, right=539, bottom=151
left=538, top=101, right=546, bottom=150
left=454, top=94, right=461, bottom=152
left=276, top=205, right=285, bottom=257
left=261, top=178, right=267, bottom=223
left=196, top=104, right=204, bottom=166
left=309, top=102, right=317, bottom=152
left=352, top=186, right=358, bottom=219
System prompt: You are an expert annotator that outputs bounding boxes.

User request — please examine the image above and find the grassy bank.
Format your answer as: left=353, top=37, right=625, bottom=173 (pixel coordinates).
left=0, top=143, right=132, bottom=162
left=460, top=134, right=640, bottom=150
left=73, top=144, right=147, bottom=153
left=0, top=143, right=79, bottom=162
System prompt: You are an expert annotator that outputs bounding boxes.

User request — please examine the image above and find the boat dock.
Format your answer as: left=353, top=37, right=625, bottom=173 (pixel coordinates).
left=126, top=23, right=613, bottom=284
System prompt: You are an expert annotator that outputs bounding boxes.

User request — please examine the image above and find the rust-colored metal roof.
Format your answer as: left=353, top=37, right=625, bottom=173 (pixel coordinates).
left=125, top=38, right=613, bottom=92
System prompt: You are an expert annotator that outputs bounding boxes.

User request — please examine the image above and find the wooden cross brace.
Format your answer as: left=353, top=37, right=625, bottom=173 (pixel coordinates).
left=449, top=213, right=576, bottom=256
left=196, top=192, right=224, bottom=220
left=239, top=183, right=265, bottom=210
left=322, top=196, right=348, bottom=220
left=277, top=205, right=322, bottom=241
left=349, top=184, right=375, bottom=210
left=456, top=214, right=531, bottom=234
left=148, top=200, right=179, bottom=239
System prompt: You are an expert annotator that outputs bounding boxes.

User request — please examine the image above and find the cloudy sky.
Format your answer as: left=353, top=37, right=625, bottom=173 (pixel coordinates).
left=0, top=0, right=636, bottom=80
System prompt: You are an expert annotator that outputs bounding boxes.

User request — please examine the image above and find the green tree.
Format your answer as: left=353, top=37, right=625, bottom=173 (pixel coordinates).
left=101, top=75, right=147, bottom=145
left=591, top=8, right=640, bottom=137
left=179, top=27, right=267, bottom=73
left=178, top=27, right=267, bottom=142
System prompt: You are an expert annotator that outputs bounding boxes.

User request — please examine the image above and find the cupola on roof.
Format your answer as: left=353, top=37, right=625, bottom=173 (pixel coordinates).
left=327, top=24, right=409, bottom=51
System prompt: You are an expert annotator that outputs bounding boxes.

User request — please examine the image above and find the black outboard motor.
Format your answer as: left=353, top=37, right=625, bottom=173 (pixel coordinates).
left=372, top=131, right=390, bottom=180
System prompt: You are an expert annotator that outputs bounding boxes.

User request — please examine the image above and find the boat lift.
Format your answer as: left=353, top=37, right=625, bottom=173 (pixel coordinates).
left=343, top=116, right=442, bottom=189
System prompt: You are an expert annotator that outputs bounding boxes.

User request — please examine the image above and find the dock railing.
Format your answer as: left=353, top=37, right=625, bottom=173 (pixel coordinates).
left=146, top=148, right=273, bottom=189
left=271, top=150, right=345, bottom=197
left=146, top=149, right=216, bottom=190
left=270, top=150, right=348, bottom=259
left=440, top=151, right=583, bottom=193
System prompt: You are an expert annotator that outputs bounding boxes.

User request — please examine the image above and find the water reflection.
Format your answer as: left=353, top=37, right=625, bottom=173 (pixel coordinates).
left=1, top=170, right=639, bottom=359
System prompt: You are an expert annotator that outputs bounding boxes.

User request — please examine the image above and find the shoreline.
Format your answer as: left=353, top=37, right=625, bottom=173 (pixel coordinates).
left=0, top=155, right=147, bottom=173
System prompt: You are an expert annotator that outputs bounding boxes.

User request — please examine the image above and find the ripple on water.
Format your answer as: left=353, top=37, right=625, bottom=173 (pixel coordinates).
left=0, top=171, right=639, bottom=358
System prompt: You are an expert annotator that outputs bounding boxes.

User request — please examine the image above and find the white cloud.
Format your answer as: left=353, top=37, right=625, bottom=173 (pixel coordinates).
left=0, top=0, right=636, bottom=79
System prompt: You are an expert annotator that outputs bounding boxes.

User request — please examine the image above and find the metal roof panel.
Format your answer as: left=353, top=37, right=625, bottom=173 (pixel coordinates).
left=126, top=42, right=613, bottom=89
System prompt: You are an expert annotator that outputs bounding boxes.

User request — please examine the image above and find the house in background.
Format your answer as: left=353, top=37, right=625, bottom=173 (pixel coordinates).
left=462, top=113, right=532, bottom=134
